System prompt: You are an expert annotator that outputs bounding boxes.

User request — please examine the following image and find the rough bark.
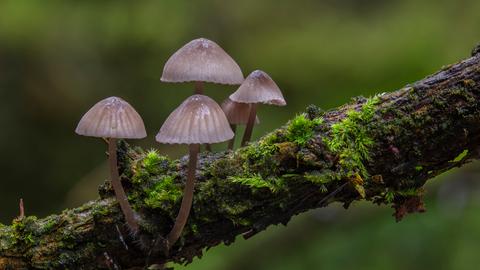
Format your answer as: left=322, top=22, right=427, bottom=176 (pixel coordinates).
left=1, top=47, right=480, bottom=270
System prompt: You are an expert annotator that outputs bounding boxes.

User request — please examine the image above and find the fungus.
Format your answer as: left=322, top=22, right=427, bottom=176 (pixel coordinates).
left=76, top=96, right=146, bottom=233
left=221, top=98, right=259, bottom=150
left=161, top=38, right=244, bottom=94
left=229, top=70, right=286, bottom=146
left=156, top=94, right=233, bottom=247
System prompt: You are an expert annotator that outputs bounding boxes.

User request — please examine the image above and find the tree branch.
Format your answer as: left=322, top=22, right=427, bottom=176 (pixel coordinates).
left=1, top=48, right=480, bottom=270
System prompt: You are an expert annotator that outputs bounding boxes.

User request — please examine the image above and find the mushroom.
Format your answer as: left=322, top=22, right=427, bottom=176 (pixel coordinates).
left=161, top=38, right=244, bottom=94
left=221, top=98, right=259, bottom=150
left=156, top=94, right=233, bottom=247
left=161, top=38, right=243, bottom=151
left=229, top=70, right=286, bottom=146
left=76, top=96, right=146, bottom=233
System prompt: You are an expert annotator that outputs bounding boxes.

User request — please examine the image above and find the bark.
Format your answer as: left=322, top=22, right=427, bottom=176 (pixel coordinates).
left=1, top=47, right=480, bottom=269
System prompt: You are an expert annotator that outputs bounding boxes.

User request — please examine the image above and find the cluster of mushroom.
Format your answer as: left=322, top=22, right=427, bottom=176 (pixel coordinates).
left=75, top=38, right=286, bottom=249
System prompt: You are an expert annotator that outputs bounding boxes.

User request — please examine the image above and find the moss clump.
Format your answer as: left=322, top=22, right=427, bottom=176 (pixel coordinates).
left=11, top=216, right=38, bottom=246
left=229, top=174, right=281, bottom=193
left=143, top=149, right=164, bottom=174
left=380, top=187, right=424, bottom=205
left=450, top=149, right=468, bottom=163
left=396, top=187, right=423, bottom=197
left=238, top=137, right=280, bottom=176
left=303, top=170, right=338, bottom=185
left=144, top=176, right=182, bottom=209
left=384, top=189, right=395, bottom=203
left=324, top=96, right=380, bottom=178
left=285, top=114, right=323, bottom=146
left=131, top=149, right=173, bottom=184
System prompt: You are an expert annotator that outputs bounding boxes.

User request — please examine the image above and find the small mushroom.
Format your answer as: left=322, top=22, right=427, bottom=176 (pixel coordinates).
left=221, top=98, right=259, bottom=150
left=76, top=96, right=146, bottom=233
left=156, top=94, right=233, bottom=247
left=161, top=38, right=244, bottom=94
left=229, top=70, right=286, bottom=146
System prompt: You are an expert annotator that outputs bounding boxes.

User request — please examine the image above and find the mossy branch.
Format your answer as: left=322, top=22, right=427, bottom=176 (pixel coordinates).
left=1, top=48, right=480, bottom=269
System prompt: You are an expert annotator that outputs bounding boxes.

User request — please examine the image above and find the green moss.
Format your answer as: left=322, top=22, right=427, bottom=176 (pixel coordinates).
left=91, top=202, right=111, bottom=217
left=229, top=174, right=280, bottom=193
left=463, top=79, right=476, bottom=87
left=285, top=114, right=323, bottom=146
left=396, top=187, right=422, bottom=197
left=238, top=137, right=280, bottom=176
left=303, top=170, right=338, bottom=185
left=131, top=149, right=173, bottom=184
left=415, top=165, right=423, bottom=171
left=144, top=176, right=182, bottom=209
left=384, top=190, right=395, bottom=203
left=324, top=96, right=380, bottom=178
left=11, top=216, right=38, bottom=246
left=450, top=149, right=468, bottom=163
left=143, top=149, right=164, bottom=173
left=243, top=141, right=278, bottom=161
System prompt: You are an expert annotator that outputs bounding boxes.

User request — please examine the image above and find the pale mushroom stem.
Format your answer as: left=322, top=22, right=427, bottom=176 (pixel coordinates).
left=108, top=138, right=139, bottom=233
left=227, top=124, right=237, bottom=150
left=194, top=81, right=204, bottom=94
left=167, top=144, right=200, bottom=247
left=241, top=104, right=257, bottom=147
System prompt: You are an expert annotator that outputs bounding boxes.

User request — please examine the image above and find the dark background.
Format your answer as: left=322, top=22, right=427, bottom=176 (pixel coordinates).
left=0, top=1, right=479, bottom=269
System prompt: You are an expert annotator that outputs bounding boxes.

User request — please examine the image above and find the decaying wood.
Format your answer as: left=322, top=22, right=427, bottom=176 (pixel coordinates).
left=1, top=47, right=480, bottom=269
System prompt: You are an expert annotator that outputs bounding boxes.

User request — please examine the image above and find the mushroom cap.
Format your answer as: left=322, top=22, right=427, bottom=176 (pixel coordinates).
left=161, top=38, right=244, bottom=85
left=221, top=98, right=260, bottom=125
left=229, top=70, right=286, bottom=106
left=75, top=96, right=147, bottom=139
left=156, top=95, right=234, bottom=144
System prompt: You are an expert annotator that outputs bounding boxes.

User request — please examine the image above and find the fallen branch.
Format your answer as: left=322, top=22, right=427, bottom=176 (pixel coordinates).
left=1, top=46, right=480, bottom=269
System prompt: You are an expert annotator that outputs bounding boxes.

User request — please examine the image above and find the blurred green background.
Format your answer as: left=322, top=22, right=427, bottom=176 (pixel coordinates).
left=0, top=0, right=479, bottom=269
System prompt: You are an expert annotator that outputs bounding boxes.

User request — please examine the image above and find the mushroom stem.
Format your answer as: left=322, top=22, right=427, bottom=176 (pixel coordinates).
left=227, top=124, right=237, bottom=150
left=167, top=144, right=200, bottom=247
left=18, top=198, right=24, bottom=219
left=194, top=81, right=204, bottom=94
left=108, top=138, right=139, bottom=233
left=241, top=104, right=257, bottom=146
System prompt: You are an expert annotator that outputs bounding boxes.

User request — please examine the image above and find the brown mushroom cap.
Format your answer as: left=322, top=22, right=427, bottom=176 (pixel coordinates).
left=221, top=98, right=260, bottom=125
left=75, top=96, right=147, bottom=139
left=156, top=95, right=234, bottom=144
left=161, top=38, right=244, bottom=85
left=229, top=70, right=286, bottom=106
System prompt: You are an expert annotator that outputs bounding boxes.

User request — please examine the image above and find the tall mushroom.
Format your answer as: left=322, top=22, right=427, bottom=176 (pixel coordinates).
left=221, top=98, right=259, bottom=150
left=161, top=38, right=243, bottom=151
left=229, top=70, right=286, bottom=146
left=161, top=38, right=244, bottom=94
left=76, top=96, right=146, bottom=233
left=156, top=94, right=234, bottom=247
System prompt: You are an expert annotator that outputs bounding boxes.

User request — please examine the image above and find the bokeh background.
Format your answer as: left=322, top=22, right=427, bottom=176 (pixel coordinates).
left=1, top=0, right=480, bottom=269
